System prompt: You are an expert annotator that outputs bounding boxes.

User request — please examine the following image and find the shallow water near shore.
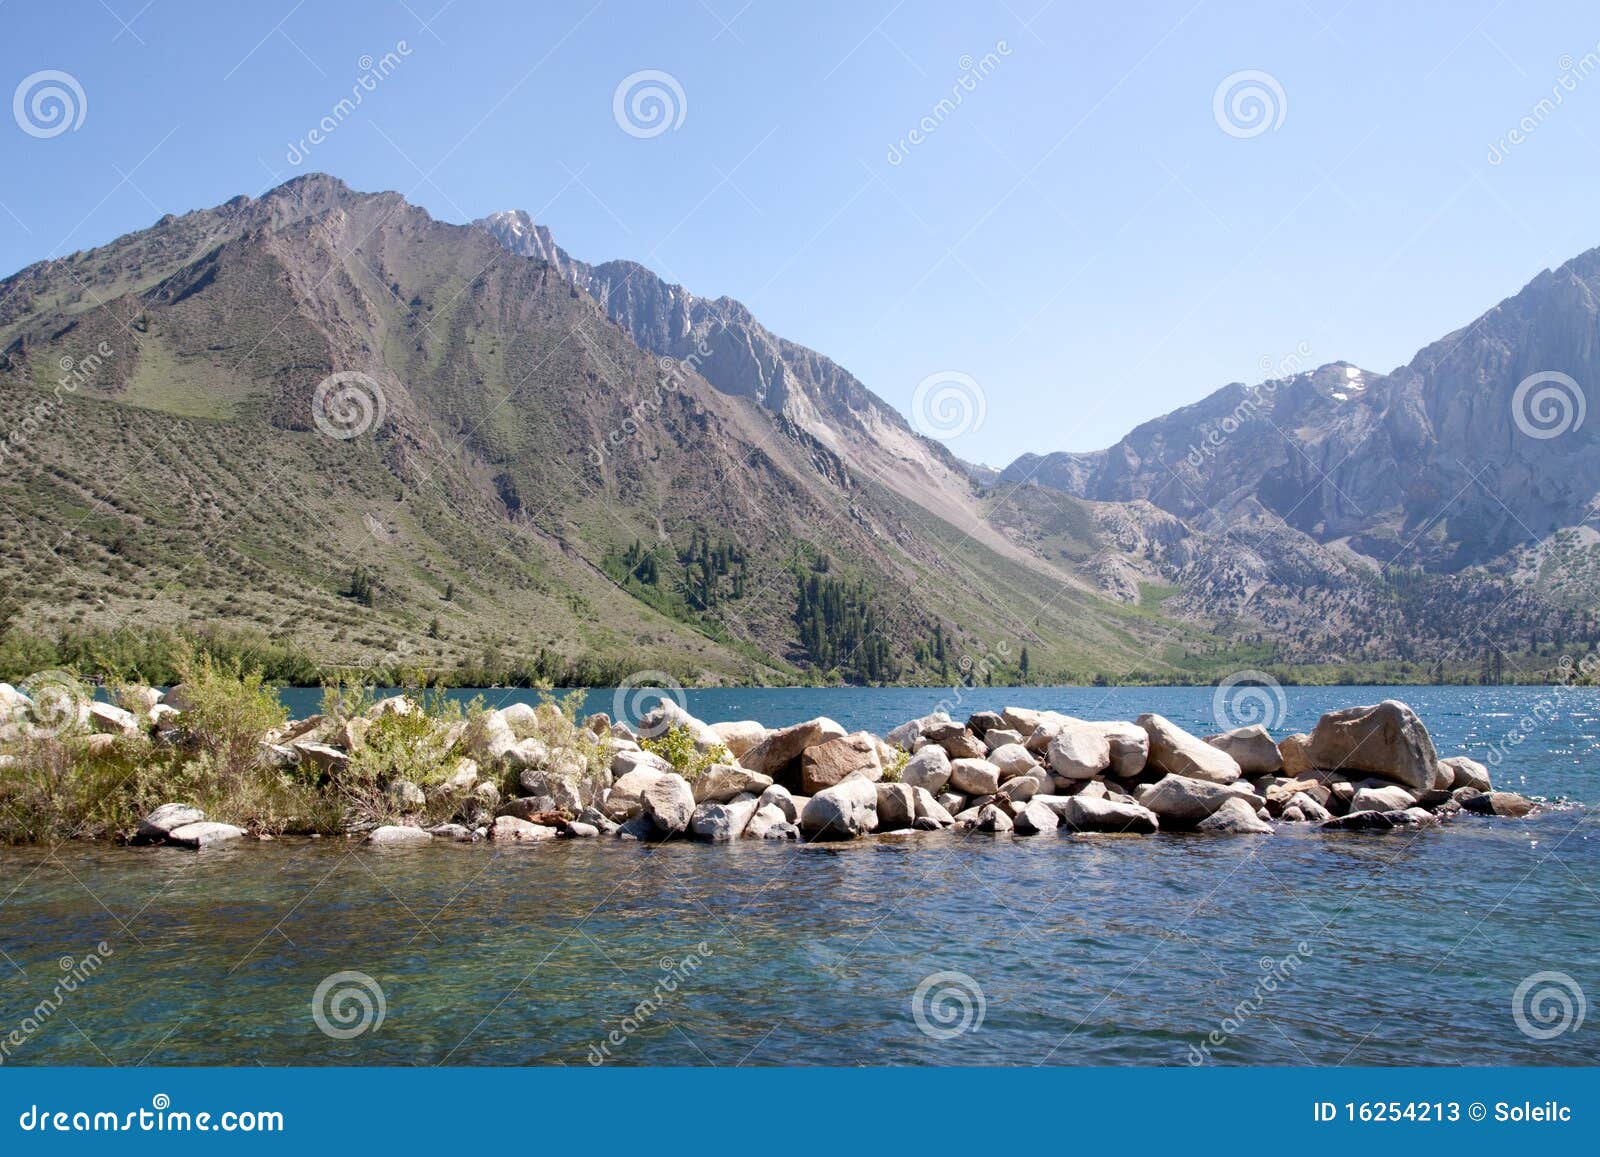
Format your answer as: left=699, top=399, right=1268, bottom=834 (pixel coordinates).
left=2, top=685, right=1596, bottom=1066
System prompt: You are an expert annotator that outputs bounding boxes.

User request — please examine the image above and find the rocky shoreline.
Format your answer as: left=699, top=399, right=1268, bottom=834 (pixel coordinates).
left=2, top=679, right=1538, bottom=849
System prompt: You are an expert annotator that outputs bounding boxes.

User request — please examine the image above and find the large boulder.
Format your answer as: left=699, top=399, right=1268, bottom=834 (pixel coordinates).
left=690, top=795, right=760, bottom=841
left=938, top=730, right=988, bottom=760
left=88, top=701, right=138, bottom=737
left=886, top=711, right=951, bottom=751
left=800, top=732, right=883, bottom=795
left=1045, top=725, right=1111, bottom=780
left=1013, top=800, right=1060, bottom=835
left=799, top=773, right=879, bottom=840
left=1305, top=700, right=1438, bottom=791
left=1204, top=725, right=1283, bottom=775
left=1349, top=784, right=1417, bottom=814
left=366, top=825, right=433, bottom=846
left=1098, top=721, right=1150, bottom=777
left=603, top=767, right=668, bottom=821
left=693, top=763, right=774, bottom=803
left=744, top=804, right=793, bottom=839
left=740, top=717, right=847, bottom=785
left=875, top=783, right=916, bottom=831
left=292, top=741, right=348, bottom=774
left=910, top=786, right=954, bottom=827
left=1050, top=795, right=1159, bottom=834
left=639, top=774, right=696, bottom=837
left=638, top=699, right=722, bottom=749
left=490, top=815, right=559, bottom=842
left=1195, top=797, right=1273, bottom=834
left=973, top=803, right=1014, bottom=833
left=708, top=720, right=769, bottom=759
left=1135, top=773, right=1236, bottom=827
left=756, top=783, right=797, bottom=822
left=988, top=742, right=1039, bottom=780
left=165, top=821, right=247, bottom=849
left=1278, top=732, right=1315, bottom=776
left=133, top=803, right=206, bottom=844
left=1462, top=791, right=1535, bottom=818
left=900, top=745, right=952, bottom=795
left=1440, top=755, right=1491, bottom=793
left=610, top=748, right=675, bottom=778
left=948, top=757, right=1001, bottom=796
left=1139, top=714, right=1241, bottom=784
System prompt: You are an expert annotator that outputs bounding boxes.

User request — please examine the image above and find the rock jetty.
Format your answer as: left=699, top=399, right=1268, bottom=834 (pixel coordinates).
left=26, top=683, right=1531, bottom=849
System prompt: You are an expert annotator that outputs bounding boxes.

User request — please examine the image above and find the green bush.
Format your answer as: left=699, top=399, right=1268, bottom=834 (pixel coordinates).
left=641, top=725, right=730, bottom=783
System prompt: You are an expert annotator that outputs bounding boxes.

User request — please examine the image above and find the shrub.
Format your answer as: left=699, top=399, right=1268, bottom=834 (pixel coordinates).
left=641, top=725, right=730, bottom=783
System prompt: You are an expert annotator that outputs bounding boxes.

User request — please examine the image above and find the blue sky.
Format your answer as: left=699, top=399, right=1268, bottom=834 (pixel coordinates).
left=3, top=0, right=1599, bottom=464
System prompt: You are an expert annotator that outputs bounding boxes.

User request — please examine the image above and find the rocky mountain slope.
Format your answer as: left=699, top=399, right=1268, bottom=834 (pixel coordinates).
left=996, top=254, right=1600, bottom=665
left=0, top=175, right=1204, bottom=685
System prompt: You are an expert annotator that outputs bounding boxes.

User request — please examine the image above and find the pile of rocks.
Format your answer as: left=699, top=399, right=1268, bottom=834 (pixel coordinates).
left=91, top=689, right=1534, bottom=849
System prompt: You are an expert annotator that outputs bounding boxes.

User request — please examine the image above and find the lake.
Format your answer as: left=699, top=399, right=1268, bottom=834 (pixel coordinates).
left=1, top=685, right=1595, bottom=1066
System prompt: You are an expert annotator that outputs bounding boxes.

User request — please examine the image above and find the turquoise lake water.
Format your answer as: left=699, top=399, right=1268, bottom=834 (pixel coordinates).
left=1, top=685, right=1595, bottom=1066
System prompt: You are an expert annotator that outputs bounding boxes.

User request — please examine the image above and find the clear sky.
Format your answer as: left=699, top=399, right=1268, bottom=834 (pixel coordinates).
left=3, top=0, right=1599, bottom=464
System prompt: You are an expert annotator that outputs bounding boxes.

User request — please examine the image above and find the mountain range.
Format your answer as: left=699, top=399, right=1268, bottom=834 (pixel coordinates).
left=0, top=173, right=1595, bottom=685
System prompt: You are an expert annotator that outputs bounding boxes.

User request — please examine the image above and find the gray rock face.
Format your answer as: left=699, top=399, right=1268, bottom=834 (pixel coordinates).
left=604, top=767, right=668, bottom=821
left=1014, top=800, right=1060, bottom=835
left=708, top=720, right=769, bottom=759
left=1441, top=755, right=1491, bottom=793
left=366, top=825, right=433, bottom=846
left=1135, top=774, right=1236, bottom=827
left=910, top=786, right=955, bottom=827
left=1139, top=714, right=1242, bottom=784
left=875, top=783, right=916, bottom=831
left=1205, top=725, right=1283, bottom=775
left=165, top=821, right=247, bottom=849
left=490, top=815, right=559, bottom=841
left=744, top=803, right=791, bottom=839
left=690, top=794, right=759, bottom=841
left=756, top=783, right=797, bottom=822
left=1050, top=795, right=1160, bottom=834
left=693, top=764, right=774, bottom=803
left=1098, top=721, right=1150, bottom=777
left=988, top=742, right=1039, bottom=779
left=973, top=803, right=1014, bottom=833
left=948, top=757, right=1001, bottom=796
left=639, top=774, right=696, bottom=837
left=1195, top=797, right=1273, bottom=834
left=1349, top=784, right=1417, bottom=813
left=1462, top=791, right=1535, bottom=817
left=1306, top=700, right=1439, bottom=791
left=901, top=745, right=952, bottom=795
left=134, top=803, right=206, bottom=844
left=1045, top=726, right=1112, bottom=780
left=799, top=773, right=879, bottom=840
